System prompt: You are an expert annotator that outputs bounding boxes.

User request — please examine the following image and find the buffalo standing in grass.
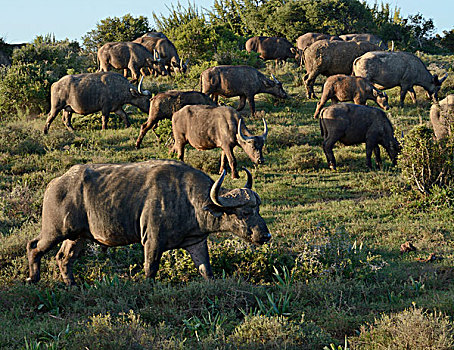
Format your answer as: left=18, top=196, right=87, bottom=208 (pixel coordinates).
left=430, top=94, right=454, bottom=140
left=303, top=40, right=381, bottom=99
left=200, top=65, right=288, bottom=116
left=44, top=72, right=151, bottom=134
left=171, top=105, right=268, bottom=179
left=353, top=51, right=448, bottom=107
left=97, top=42, right=162, bottom=82
left=27, top=159, right=271, bottom=285
left=313, top=74, right=390, bottom=118
left=320, top=103, right=400, bottom=170
left=245, top=36, right=296, bottom=64
left=295, top=33, right=341, bottom=67
left=135, top=90, right=216, bottom=149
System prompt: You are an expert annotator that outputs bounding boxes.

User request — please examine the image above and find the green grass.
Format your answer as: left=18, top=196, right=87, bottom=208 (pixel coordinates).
left=1, top=58, right=454, bottom=349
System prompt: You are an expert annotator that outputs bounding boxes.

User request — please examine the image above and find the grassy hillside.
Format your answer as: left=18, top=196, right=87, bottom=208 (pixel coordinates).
left=1, top=59, right=454, bottom=349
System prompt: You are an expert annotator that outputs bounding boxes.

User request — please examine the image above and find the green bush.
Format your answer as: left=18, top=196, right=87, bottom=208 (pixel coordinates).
left=351, top=307, right=454, bottom=350
left=398, top=124, right=454, bottom=195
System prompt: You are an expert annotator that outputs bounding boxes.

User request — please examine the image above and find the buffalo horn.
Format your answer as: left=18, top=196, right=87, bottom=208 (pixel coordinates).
left=271, top=74, right=279, bottom=84
left=237, top=118, right=254, bottom=142
left=261, top=118, right=268, bottom=140
left=210, top=169, right=226, bottom=207
left=383, top=91, right=388, bottom=98
left=440, top=72, right=448, bottom=83
left=137, top=76, right=152, bottom=96
left=243, top=167, right=253, bottom=189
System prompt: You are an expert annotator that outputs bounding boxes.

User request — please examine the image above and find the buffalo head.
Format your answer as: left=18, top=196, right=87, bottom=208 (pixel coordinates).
left=263, top=74, right=288, bottom=99
left=236, top=118, right=268, bottom=165
left=430, top=73, right=448, bottom=101
left=204, top=168, right=271, bottom=245
left=373, top=89, right=390, bottom=111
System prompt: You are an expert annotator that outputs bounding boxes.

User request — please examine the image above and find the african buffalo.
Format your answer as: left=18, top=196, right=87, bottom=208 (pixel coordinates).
left=313, top=74, right=389, bottom=118
left=295, top=33, right=341, bottom=67
left=133, top=36, right=186, bottom=76
left=135, top=90, right=216, bottom=148
left=97, top=42, right=161, bottom=82
left=245, top=36, right=296, bottom=64
left=319, top=103, right=400, bottom=169
left=171, top=105, right=268, bottom=179
left=340, top=33, right=388, bottom=50
left=353, top=51, right=448, bottom=106
left=200, top=65, right=288, bottom=115
left=44, top=72, right=151, bottom=134
left=430, top=94, right=454, bottom=140
left=303, top=39, right=381, bottom=99
left=26, top=159, right=271, bottom=285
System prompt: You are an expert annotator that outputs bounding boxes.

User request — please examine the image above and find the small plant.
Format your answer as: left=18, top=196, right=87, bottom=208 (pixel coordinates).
left=35, top=288, right=63, bottom=316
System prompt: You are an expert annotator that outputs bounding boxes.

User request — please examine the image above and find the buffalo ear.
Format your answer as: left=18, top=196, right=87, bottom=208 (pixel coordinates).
left=130, top=88, right=140, bottom=97
left=203, top=204, right=223, bottom=217
left=290, top=47, right=297, bottom=54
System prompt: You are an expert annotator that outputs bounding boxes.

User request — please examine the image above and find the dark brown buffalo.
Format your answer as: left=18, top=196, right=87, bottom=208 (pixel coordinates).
left=245, top=36, right=296, bottom=64
left=135, top=90, right=216, bottom=148
left=171, top=105, right=268, bottom=179
left=320, top=103, right=400, bottom=169
left=133, top=36, right=186, bottom=75
left=303, top=39, right=381, bottom=99
left=97, top=42, right=161, bottom=82
left=295, top=33, right=341, bottom=66
left=26, top=159, right=271, bottom=285
left=44, top=72, right=151, bottom=134
left=200, top=65, right=288, bottom=115
left=353, top=51, right=448, bottom=107
left=313, top=74, right=389, bottom=118
left=430, top=94, right=454, bottom=140
left=340, top=33, right=388, bottom=50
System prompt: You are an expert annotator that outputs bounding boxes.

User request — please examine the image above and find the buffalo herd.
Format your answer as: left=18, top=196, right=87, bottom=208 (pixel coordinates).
left=28, top=31, right=450, bottom=284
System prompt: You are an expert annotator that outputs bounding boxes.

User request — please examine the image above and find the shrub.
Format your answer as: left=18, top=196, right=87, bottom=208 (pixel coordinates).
left=398, top=124, right=454, bottom=195
left=351, top=307, right=454, bottom=350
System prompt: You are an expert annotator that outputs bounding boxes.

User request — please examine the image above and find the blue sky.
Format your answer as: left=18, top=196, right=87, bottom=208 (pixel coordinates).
left=1, top=0, right=452, bottom=44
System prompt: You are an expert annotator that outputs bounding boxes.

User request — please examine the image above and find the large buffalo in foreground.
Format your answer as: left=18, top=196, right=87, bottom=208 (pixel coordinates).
left=245, top=36, right=296, bottom=64
left=133, top=36, right=187, bottom=75
left=339, top=33, right=388, bottom=50
left=200, top=65, right=288, bottom=115
left=44, top=72, right=151, bottom=134
left=135, top=90, right=216, bottom=148
left=26, top=160, right=271, bottom=285
left=320, top=103, right=400, bottom=170
left=171, top=105, right=268, bottom=179
left=295, top=32, right=341, bottom=67
left=303, top=40, right=381, bottom=99
left=313, top=74, right=389, bottom=118
left=97, top=42, right=161, bottom=82
left=353, top=51, right=448, bottom=107
left=430, top=94, right=454, bottom=140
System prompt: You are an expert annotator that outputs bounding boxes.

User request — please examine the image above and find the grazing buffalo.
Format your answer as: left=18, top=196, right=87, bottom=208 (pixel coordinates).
left=295, top=33, right=341, bottom=67
left=44, top=72, right=151, bottom=134
left=353, top=51, right=448, bottom=106
left=303, top=39, right=381, bottom=99
left=97, top=42, right=161, bottom=82
left=200, top=65, right=288, bottom=115
left=319, top=103, right=400, bottom=169
left=245, top=36, right=296, bottom=64
left=313, top=74, right=389, bottom=118
left=171, top=105, right=268, bottom=179
left=339, top=33, right=388, bottom=50
left=430, top=94, right=454, bottom=140
left=26, top=160, right=271, bottom=285
left=135, top=90, right=216, bottom=148
left=133, top=36, right=186, bottom=75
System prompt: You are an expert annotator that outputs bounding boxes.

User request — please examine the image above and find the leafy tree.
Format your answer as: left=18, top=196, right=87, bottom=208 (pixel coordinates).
left=82, top=14, right=151, bottom=53
left=437, top=28, right=454, bottom=53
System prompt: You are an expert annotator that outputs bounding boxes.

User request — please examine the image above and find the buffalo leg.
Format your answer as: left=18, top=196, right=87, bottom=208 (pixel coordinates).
left=170, top=136, right=187, bottom=161
left=373, top=146, right=382, bottom=170
left=27, top=234, right=64, bottom=283
left=114, top=108, right=131, bottom=128
left=313, top=92, right=331, bottom=118
left=365, top=138, right=378, bottom=169
left=55, top=239, right=85, bottom=286
left=237, top=95, right=247, bottom=111
left=219, top=150, right=228, bottom=174
left=408, top=87, right=417, bottom=104
left=399, top=87, right=409, bottom=107
left=44, top=109, right=62, bottom=134
left=185, top=240, right=214, bottom=280
left=304, top=72, right=318, bottom=99
left=322, top=138, right=337, bottom=170
left=224, top=146, right=239, bottom=178
left=62, top=110, right=75, bottom=131
left=246, top=95, right=256, bottom=116
left=136, top=117, right=160, bottom=148
left=143, top=239, right=162, bottom=279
